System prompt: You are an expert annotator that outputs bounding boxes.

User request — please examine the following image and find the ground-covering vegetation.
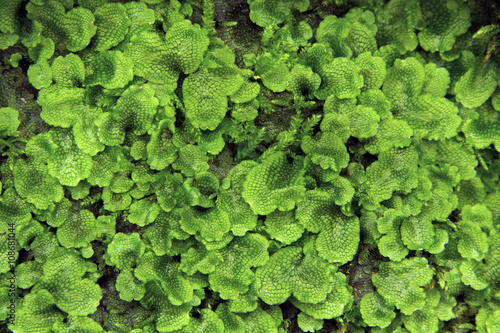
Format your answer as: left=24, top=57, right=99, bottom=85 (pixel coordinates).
left=1, top=0, right=500, bottom=332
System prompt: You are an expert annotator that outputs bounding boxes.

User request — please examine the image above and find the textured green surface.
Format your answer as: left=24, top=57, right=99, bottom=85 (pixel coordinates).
left=255, top=246, right=332, bottom=305
left=373, top=258, right=433, bottom=315
left=296, top=190, right=359, bottom=264
left=242, top=152, right=306, bottom=215
left=2, top=0, right=500, bottom=332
